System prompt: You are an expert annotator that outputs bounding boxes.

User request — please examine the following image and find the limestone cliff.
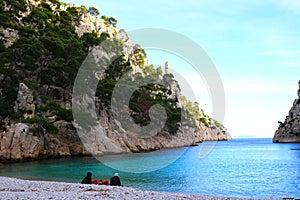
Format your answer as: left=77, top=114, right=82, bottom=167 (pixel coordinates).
left=0, top=0, right=230, bottom=162
left=273, top=80, right=300, bottom=143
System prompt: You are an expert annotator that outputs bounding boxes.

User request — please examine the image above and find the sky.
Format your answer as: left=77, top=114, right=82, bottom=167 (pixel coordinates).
left=66, top=0, right=300, bottom=138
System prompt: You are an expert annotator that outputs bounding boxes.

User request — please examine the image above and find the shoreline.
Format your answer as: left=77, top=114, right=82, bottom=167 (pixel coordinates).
left=0, top=139, right=233, bottom=164
left=0, top=176, right=261, bottom=200
left=0, top=140, right=231, bottom=164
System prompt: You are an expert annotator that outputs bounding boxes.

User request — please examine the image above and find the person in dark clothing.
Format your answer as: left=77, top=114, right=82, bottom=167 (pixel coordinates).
left=110, top=173, right=122, bottom=186
left=81, top=172, right=92, bottom=184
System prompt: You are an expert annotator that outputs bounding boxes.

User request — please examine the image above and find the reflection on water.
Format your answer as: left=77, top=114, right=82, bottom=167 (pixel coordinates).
left=95, top=147, right=188, bottom=173
left=0, top=138, right=299, bottom=198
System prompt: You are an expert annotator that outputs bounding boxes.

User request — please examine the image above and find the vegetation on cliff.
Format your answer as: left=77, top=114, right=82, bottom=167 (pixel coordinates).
left=181, top=96, right=224, bottom=129
left=0, top=0, right=184, bottom=134
left=0, top=0, right=85, bottom=125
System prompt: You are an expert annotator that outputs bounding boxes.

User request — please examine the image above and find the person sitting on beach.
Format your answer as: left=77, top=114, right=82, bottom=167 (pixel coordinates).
left=81, top=172, right=92, bottom=184
left=110, top=173, right=122, bottom=186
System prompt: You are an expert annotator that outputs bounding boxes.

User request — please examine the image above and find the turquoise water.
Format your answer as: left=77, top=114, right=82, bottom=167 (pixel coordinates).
left=0, top=138, right=299, bottom=198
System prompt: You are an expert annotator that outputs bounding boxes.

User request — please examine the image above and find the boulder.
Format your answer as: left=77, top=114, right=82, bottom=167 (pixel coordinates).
left=16, top=83, right=36, bottom=119
left=0, top=123, right=40, bottom=161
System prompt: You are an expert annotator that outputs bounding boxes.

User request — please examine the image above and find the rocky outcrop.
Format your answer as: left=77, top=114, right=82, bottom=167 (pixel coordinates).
left=0, top=100, right=196, bottom=162
left=0, top=27, right=19, bottom=48
left=75, top=13, right=116, bottom=38
left=0, top=123, right=76, bottom=161
left=0, top=125, right=77, bottom=162
left=0, top=83, right=228, bottom=163
left=0, top=126, right=195, bottom=163
left=273, top=80, right=300, bottom=143
left=193, top=120, right=230, bottom=142
left=15, top=83, right=35, bottom=119
left=0, top=123, right=40, bottom=161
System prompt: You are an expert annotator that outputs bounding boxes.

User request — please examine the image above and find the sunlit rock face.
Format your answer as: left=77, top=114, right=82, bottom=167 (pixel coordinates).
left=273, top=80, right=300, bottom=143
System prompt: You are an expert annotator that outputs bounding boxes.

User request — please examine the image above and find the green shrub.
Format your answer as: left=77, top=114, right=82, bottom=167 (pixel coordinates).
left=128, top=83, right=182, bottom=134
left=22, top=117, right=58, bottom=134
left=80, top=5, right=88, bottom=14
left=108, top=17, right=117, bottom=26
left=66, top=7, right=79, bottom=19
left=88, top=7, right=100, bottom=16
left=37, top=102, right=73, bottom=122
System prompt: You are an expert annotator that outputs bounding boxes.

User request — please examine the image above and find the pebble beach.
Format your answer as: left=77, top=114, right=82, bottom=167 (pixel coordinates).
left=0, top=176, right=261, bottom=200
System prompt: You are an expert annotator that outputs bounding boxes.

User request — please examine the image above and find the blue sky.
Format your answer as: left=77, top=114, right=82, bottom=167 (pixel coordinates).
left=66, top=0, right=300, bottom=138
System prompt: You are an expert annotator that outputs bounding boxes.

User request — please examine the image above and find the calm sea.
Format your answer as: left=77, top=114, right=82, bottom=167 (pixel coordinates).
left=0, top=138, right=299, bottom=198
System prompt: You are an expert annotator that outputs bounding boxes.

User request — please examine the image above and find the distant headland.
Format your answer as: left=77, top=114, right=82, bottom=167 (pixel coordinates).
left=273, top=80, right=300, bottom=143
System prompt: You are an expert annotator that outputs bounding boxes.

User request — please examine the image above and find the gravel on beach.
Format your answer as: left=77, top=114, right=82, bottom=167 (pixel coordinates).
left=0, top=176, right=264, bottom=200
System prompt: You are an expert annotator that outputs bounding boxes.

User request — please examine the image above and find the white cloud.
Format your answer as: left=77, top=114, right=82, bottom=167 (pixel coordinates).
left=181, top=74, right=296, bottom=95
left=258, top=48, right=300, bottom=58
left=277, top=62, right=300, bottom=68
left=275, top=0, right=300, bottom=14
left=222, top=76, right=296, bottom=94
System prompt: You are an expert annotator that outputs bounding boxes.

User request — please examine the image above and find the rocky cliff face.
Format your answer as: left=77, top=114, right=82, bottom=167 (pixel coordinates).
left=0, top=82, right=198, bottom=162
left=273, top=81, right=300, bottom=143
left=0, top=0, right=230, bottom=162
